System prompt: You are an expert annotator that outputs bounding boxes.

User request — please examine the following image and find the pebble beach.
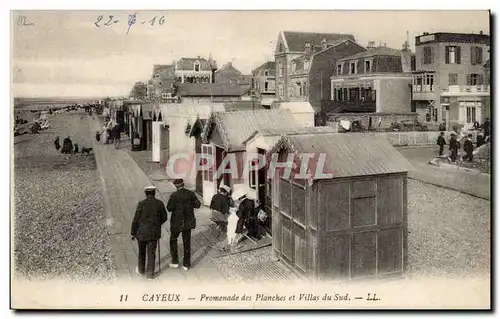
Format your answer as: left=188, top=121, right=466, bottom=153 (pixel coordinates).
left=13, top=110, right=117, bottom=282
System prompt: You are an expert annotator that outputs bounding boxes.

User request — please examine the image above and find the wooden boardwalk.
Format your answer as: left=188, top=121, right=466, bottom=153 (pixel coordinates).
left=88, top=117, right=297, bottom=284
left=89, top=119, right=235, bottom=283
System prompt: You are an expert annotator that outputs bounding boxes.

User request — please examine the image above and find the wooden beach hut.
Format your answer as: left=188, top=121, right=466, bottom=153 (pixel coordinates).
left=266, top=133, right=413, bottom=281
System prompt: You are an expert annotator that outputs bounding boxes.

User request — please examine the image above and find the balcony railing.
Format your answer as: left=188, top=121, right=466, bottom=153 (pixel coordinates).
left=442, top=85, right=490, bottom=93
left=413, top=85, right=434, bottom=93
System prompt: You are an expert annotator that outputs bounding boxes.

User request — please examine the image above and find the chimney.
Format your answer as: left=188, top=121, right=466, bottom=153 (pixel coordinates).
left=227, top=61, right=232, bottom=68
left=304, top=42, right=313, bottom=57
left=197, top=55, right=201, bottom=59
left=384, top=42, right=387, bottom=47
left=423, top=32, right=429, bottom=35
left=321, top=38, right=328, bottom=50
left=480, top=30, right=483, bottom=35
left=367, top=41, right=376, bottom=49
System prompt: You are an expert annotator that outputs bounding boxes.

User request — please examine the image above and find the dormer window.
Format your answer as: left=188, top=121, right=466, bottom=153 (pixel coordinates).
left=364, top=60, right=372, bottom=73
left=349, top=61, right=357, bottom=75
left=337, top=63, right=343, bottom=75
left=194, top=61, right=200, bottom=72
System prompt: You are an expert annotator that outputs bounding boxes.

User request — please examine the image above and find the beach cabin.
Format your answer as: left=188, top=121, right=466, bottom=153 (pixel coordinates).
left=151, top=103, right=225, bottom=171
left=266, top=133, right=413, bottom=281
left=272, top=102, right=316, bottom=127
left=241, top=126, right=337, bottom=234
left=199, top=109, right=302, bottom=206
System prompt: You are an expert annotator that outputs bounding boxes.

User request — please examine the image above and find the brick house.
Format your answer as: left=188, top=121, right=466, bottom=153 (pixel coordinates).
left=274, top=31, right=356, bottom=102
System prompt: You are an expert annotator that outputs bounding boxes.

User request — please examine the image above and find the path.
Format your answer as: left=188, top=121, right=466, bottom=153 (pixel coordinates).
left=397, top=147, right=491, bottom=200
left=88, top=116, right=297, bottom=284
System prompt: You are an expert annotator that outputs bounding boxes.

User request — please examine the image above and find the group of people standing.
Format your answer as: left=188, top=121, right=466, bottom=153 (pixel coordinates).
left=96, top=118, right=122, bottom=149
left=130, top=178, right=267, bottom=279
left=54, top=136, right=80, bottom=154
left=436, top=118, right=491, bottom=163
left=131, top=179, right=201, bottom=279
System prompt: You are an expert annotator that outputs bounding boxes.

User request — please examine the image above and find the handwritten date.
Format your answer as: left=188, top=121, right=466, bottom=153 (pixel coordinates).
left=95, top=13, right=165, bottom=34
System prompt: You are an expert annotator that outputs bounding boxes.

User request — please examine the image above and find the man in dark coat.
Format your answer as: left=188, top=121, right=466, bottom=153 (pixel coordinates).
left=210, top=184, right=233, bottom=228
left=437, top=132, right=446, bottom=156
left=131, top=186, right=168, bottom=279
left=166, top=179, right=201, bottom=271
left=483, top=118, right=490, bottom=139
left=62, top=136, right=73, bottom=154
left=476, top=132, right=486, bottom=148
left=113, top=124, right=121, bottom=149
left=448, top=133, right=459, bottom=162
left=463, top=134, right=474, bottom=162
left=54, top=136, right=61, bottom=151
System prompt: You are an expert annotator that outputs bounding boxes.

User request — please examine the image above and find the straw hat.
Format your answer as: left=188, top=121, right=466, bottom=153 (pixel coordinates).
left=219, top=184, right=230, bottom=194
left=173, top=179, right=185, bottom=188
left=144, top=186, right=157, bottom=191
left=231, top=189, right=247, bottom=201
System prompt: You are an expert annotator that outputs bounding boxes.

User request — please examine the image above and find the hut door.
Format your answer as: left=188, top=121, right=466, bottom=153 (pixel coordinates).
left=195, top=136, right=203, bottom=194
left=258, top=148, right=272, bottom=235
left=201, top=143, right=216, bottom=206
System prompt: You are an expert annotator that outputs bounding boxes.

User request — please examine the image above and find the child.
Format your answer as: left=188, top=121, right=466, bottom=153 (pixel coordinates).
left=437, top=132, right=446, bottom=156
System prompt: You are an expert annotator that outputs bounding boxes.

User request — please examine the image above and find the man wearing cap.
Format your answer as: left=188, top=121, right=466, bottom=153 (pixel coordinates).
left=210, top=184, right=233, bottom=228
left=166, top=179, right=201, bottom=271
left=131, top=186, right=168, bottom=279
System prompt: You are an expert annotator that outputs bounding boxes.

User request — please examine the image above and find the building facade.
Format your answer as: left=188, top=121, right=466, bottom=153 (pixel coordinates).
left=274, top=31, right=356, bottom=102
left=412, top=32, right=490, bottom=128
left=330, top=46, right=414, bottom=113
left=177, top=83, right=248, bottom=104
left=252, top=61, right=276, bottom=97
left=175, top=57, right=216, bottom=84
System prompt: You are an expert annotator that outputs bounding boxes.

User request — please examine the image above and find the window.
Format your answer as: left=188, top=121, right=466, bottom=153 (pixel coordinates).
left=364, top=60, right=371, bottom=73
left=201, top=144, right=214, bottom=182
left=466, top=107, right=477, bottom=123
left=296, top=82, right=302, bottom=96
left=264, top=71, right=269, bottom=76
left=337, top=63, right=343, bottom=75
left=425, top=74, right=434, bottom=91
left=349, top=61, right=357, bottom=75
left=445, top=46, right=461, bottom=64
left=264, top=82, right=269, bottom=92
left=468, top=74, right=483, bottom=86
left=448, top=73, right=458, bottom=86
left=470, top=46, right=483, bottom=65
left=279, top=43, right=284, bottom=52
left=279, top=86, right=284, bottom=99
left=194, top=61, right=200, bottom=71
left=304, top=60, right=310, bottom=71
left=278, top=63, right=284, bottom=77
left=291, top=62, right=296, bottom=73
left=423, top=47, right=432, bottom=64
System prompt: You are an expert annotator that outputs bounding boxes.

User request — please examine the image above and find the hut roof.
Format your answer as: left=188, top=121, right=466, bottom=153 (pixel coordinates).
left=268, top=133, right=413, bottom=179
left=242, top=126, right=337, bottom=145
left=202, top=109, right=301, bottom=151
left=273, top=101, right=315, bottom=114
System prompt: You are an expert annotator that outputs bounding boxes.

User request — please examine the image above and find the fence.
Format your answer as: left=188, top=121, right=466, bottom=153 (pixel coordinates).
left=360, top=130, right=480, bottom=147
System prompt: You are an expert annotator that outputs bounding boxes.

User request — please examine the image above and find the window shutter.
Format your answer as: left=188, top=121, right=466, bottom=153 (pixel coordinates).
left=471, top=47, right=476, bottom=65
left=466, top=74, right=471, bottom=86
left=478, top=74, right=484, bottom=85
left=478, top=47, right=483, bottom=64
left=445, top=47, right=450, bottom=64
left=456, top=46, right=461, bottom=64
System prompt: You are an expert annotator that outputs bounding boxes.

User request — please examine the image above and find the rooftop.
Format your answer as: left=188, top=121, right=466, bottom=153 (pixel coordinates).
left=268, top=133, right=413, bottom=179
left=202, top=109, right=301, bottom=151
left=282, top=31, right=355, bottom=52
left=338, top=46, right=403, bottom=61
left=178, top=83, right=248, bottom=97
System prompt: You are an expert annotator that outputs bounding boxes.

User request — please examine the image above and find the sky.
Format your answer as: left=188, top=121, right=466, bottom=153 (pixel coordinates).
left=12, top=10, right=490, bottom=98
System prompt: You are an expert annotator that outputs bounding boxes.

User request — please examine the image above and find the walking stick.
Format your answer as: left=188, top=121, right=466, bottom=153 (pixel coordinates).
left=157, top=239, right=161, bottom=275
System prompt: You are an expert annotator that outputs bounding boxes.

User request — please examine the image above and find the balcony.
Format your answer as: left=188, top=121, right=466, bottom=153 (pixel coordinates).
left=441, top=85, right=490, bottom=97
left=412, top=85, right=435, bottom=101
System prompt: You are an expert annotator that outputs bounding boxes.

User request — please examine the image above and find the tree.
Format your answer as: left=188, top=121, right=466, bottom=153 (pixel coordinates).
left=130, top=81, right=147, bottom=99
